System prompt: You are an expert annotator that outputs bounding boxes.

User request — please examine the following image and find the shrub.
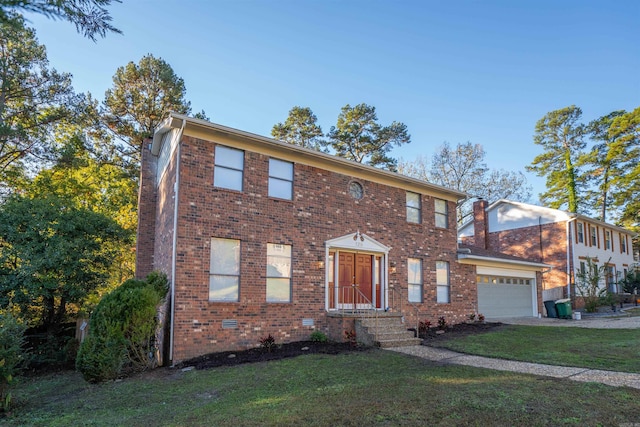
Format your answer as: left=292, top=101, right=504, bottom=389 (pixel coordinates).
left=309, top=330, right=328, bottom=342
left=0, top=313, right=26, bottom=412
left=344, top=330, right=357, bottom=346
left=437, top=316, right=447, bottom=330
left=418, top=320, right=431, bottom=337
left=259, top=334, right=276, bottom=352
left=575, top=258, right=608, bottom=313
left=76, top=272, right=168, bottom=382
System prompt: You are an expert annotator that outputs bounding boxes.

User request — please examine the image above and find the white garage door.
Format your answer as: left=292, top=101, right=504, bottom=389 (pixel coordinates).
left=477, top=274, right=535, bottom=318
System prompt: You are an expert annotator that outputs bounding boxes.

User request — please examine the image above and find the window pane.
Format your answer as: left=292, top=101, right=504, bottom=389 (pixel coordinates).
left=214, top=166, right=243, bottom=191
left=209, top=275, right=239, bottom=301
left=408, top=284, right=422, bottom=302
left=436, top=261, right=449, bottom=285
left=210, top=238, right=240, bottom=275
left=215, top=145, right=244, bottom=168
left=268, top=177, right=293, bottom=199
left=435, top=199, right=447, bottom=214
left=406, top=192, right=420, bottom=208
left=267, top=278, right=291, bottom=302
left=407, top=258, right=422, bottom=284
left=269, top=158, right=293, bottom=180
left=435, top=212, right=447, bottom=228
left=437, top=285, right=449, bottom=303
left=407, top=207, right=420, bottom=223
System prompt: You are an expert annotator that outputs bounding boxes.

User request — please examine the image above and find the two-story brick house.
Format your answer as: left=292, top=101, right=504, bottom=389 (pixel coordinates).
left=459, top=199, right=637, bottom=313
left=137, top=113, right=487, bottom=364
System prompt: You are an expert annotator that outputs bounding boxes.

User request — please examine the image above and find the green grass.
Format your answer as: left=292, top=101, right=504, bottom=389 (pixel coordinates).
left=431, top=325, right=640, bottom=372
left=4, top=349, right=640, bottom=426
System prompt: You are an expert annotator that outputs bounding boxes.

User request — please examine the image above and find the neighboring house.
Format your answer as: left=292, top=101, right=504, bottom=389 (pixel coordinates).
left=459, top=199, right=637, bottom=312
left=137, top=113, right=486, bottom=364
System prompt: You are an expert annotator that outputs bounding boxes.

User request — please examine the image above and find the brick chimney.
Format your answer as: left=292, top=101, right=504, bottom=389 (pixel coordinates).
left=135, top=139, right=157, bottom=279
left=473, top=199, right=489, bottom=250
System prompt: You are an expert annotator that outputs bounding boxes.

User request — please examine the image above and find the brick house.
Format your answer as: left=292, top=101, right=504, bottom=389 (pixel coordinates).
left=136, top=114, right=553, bottom=364
left=459, top=199, right=637, bottom=313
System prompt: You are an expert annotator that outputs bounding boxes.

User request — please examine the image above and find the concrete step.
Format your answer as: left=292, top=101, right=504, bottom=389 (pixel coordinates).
left=377, top=337, right=423, bottom=348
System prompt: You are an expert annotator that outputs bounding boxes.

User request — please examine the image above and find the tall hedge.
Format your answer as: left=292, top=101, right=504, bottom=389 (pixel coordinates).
left=76, top=272, right=168, bottom=383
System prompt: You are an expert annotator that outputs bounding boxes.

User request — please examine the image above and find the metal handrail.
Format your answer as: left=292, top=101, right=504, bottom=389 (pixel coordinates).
left=388, top=285, right=421, bottom=334
left=334, top=284, right=378, bottom=341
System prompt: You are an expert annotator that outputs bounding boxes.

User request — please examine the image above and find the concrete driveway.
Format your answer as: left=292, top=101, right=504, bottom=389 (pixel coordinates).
left=491, top=315, right=640, bottom=329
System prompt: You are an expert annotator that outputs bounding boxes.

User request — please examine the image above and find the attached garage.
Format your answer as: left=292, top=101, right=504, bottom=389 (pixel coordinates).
left=457, top=247, right=550, bottom=319
left=476, top=267, right=536, bottom=318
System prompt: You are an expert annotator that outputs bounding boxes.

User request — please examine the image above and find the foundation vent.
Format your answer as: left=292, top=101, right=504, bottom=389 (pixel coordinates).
left=222, top=319, right=238, bottom=329
left=302, top=318, right=314, bottom=327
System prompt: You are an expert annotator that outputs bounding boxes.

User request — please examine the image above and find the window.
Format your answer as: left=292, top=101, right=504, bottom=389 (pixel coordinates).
left=406, top=192, right=421, bottom=223
left=407, top=258, right=422, bottom=302
left=605, top=230, right=611, bottom=250
left=579, top=261, right=586, bottom=276
left=436, top=261, right=450, bottom=303
left=577, top=222, right=584, bottom=244
left=266, top=243, right=292, bottom=302
left=268, top=158, right=293, bottom=200
left=435, top=199, right=448, bottom=229
left=209, top=238, right=240, bottom=301
left=214, top=145, right=244, bottom=191
left=590, top=226, right=597, bottom=246
left=605, top=265, right=616, bottom=292
left=621, top=234, right=627, bottom=253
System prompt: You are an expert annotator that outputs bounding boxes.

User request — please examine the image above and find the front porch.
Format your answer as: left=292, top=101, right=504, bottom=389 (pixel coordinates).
left=326, top=311, right=422, bottom=348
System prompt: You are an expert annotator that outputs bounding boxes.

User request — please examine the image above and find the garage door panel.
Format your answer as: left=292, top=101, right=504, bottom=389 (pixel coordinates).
left=478, top=284, right=533, bottom=318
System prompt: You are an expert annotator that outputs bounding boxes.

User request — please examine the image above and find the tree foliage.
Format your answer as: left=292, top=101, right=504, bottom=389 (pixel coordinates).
left=0, top=194, right=128, bottom=329
left=103, top=54, right=191, bottom=165
left=271, top=106, right=326, bottom=151
left=0, top=0, right=121, bottom=41
left=327, top=103, right=410, bottom=171
left=0, top=312, right=26, bottom=412
left=398, top=142, right=532, bottom=224
left=575, top=257, right=608, bottom=313
left=0, top=15, right=81, bottom=193
left=527, top=105, right=586, bottom=213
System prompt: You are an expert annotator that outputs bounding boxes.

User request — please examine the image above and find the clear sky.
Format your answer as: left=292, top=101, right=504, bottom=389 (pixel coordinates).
left=24, top=0, right=640, bottom=202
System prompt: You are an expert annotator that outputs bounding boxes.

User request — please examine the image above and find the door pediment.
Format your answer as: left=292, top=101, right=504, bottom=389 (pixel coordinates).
left=326, top=231, right=390, bottom=254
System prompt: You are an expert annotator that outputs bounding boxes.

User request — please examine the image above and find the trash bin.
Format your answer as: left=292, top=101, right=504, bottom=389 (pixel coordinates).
left=555, top=298, right=573, bottom=319
left=544, top=300, right=558, bottom=318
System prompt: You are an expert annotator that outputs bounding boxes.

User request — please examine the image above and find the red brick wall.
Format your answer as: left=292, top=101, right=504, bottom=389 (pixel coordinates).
left=146, top=136, right=477, bottom=362
left=135, top=142, right=158, bottom=279
left=487, top=222, right=569, bottom=294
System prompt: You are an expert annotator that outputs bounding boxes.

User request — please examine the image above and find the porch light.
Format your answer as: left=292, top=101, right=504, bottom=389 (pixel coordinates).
left=389, top=261, right=397, bottom=274
left=314, top=259, right=325, bottom=270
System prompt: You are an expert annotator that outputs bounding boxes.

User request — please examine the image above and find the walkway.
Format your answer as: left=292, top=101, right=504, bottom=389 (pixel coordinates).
left=389, top=345, right=640, bottom=389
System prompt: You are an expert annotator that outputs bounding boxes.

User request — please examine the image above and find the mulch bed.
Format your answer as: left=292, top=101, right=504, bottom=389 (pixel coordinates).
left=176, top=322, right=504, bottom=370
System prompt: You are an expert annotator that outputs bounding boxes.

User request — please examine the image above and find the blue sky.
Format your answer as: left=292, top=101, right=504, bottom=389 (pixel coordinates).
left=25, top=0, right=640, bottom=202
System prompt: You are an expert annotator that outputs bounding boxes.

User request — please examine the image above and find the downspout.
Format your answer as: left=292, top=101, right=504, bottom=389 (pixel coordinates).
left=565, top=216, right=578, bottom=299
left=168, top=119, right=186, bottom=365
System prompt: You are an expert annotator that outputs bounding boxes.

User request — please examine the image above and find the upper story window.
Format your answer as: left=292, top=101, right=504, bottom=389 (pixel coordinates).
left=266, top=243, right=292, bottom=302
left=214, top=145, right=244, bottom=191
left=407, top=258, right=423, bottom=303
left=590, top=226, right=597, bottom=247
left=576, top=222, right=584, bottom=244
left=436, top=261, right=450, bottom=303
left=605, top=230, right=611, bottom=250
left=435, top=199, right=448, bottom=229
left=209, top=237, right=240, bottom=302
left=268, top=158, right=293, bottom=200
left=621, top=233, right=627, bottom=253
left=406, top=192, right=421, bottom=224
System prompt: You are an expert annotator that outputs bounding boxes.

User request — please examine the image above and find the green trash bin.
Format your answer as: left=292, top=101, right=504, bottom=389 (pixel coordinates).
left=555, top=298, right=573, bottom=319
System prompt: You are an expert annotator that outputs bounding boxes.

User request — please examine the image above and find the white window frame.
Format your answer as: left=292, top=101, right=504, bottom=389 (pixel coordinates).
left=605, top=230, right=611, bottom=250
left=214, top=145, right=244, bottom=191
left=407, top=258, right=423, bottom=302
left=209, top=237, right=240, bottom=302
left=266, top=243, right=292, bottom=303
left=406, top=192, right=421, bottom=224
left=577, top=222, right=584, bottom=244
left=268, top=158, right=293, bottom=200
left=436, top=261, right=450, bottom=303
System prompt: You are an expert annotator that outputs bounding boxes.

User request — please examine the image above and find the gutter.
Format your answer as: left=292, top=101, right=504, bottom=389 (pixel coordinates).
left=457, top=253, right=552, bottom=270
left=168, top=118, right=186, bottom=364
left=565, top=215, right=578, bottom=299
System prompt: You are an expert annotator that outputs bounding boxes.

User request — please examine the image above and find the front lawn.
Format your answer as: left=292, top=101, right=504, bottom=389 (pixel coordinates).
left=5, top=349, right=640, bottom=426
left=429, top=325, right=640, bottom=373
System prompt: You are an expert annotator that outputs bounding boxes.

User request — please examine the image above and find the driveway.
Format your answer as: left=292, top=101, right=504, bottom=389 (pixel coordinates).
left=490, top=315, right=640, bottom=329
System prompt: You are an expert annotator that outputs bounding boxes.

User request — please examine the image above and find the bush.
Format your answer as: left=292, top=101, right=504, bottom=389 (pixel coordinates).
left=0, top=313, right=26, bottom=412
left=309, top=330, right=328, bottom=342
left=76, top=272, right=168, bottom=383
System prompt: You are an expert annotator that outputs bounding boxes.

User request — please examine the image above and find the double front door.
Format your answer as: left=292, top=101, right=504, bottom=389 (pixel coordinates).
left=329, top=251, right=382, bottom=309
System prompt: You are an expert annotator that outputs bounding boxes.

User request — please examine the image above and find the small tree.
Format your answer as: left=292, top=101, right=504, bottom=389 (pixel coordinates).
left=575, top=257, right=607, bottom=313
left=0, top=312, right=26, bottom=412
left=619, top=270, right=640, bottom=295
